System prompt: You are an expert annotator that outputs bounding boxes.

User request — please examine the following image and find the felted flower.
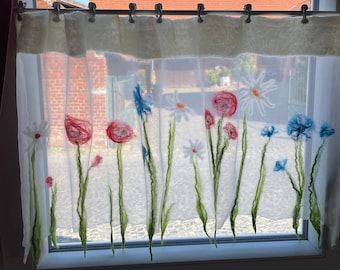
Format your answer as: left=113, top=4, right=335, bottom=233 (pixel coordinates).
left=106, top=120, right=135, bottom=144
left=165, top=90, right=194, bottom=122
left=204, top=109, right=215, bottom=129
left=223, top=122, right=238, bottom=140
left=239, top=70, right=278, bottom=116
left=23, top=120, right=49, bottom=152
left=64, top=114, right=92, bottom=145
left=287, top=114, right=314, bottom=141
left=183, top=139, right=205, bottom=161
left=211, top=91, right=238, bottom=118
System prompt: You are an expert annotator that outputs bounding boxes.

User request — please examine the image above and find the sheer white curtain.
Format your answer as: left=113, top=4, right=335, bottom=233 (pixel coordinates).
left=16, top=11, right=340, bottom=264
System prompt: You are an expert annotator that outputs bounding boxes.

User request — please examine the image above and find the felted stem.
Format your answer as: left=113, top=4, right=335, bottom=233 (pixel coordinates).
left=308, top=140, right=325, bottom=243
left=50, top=184, right=58, bottom=249
left=117, top=143, right=128, bottom=249
left=160, top=119, right=176, bottom=244
left=230, top=113, right=247, bottom=239
left=108, top=186, right=115, bottom=254
left=31, top=149, right=41, bottom=263
left=143, top=121, right=158, bottom=261
left=251, top=138, right=270, bottom=233
left=193, top=158, right=212, bottom=243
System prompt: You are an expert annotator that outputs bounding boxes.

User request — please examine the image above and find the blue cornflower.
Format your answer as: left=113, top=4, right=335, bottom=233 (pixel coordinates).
left=273, top=159, right=287, bottom=172
left=319, top=122, right=335, bottom=139
left=287, top=114, right=314, bottom=141
left=261, top=125, right=278, bottom=138
left=133, top=84, right=152, bottom=119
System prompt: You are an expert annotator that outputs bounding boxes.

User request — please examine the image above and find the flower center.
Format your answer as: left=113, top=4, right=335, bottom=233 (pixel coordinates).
left=35, top=133, right=41, bottom=139
left=176, top=102, right=185, bottom=109
left=252, top=89, right=260, bottom=97
left=192, top=148, right=197, bottom=154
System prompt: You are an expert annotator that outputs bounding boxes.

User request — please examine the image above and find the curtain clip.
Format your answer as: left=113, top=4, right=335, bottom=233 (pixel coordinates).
left=16, top=0, right=26, bottom=21
left=197, top=3, right=205, bottom=23
left=155, top=3, right=163, bottom=23
left=129, top=3, right=137, bottom=23
left=301, top=4, right=309, bottom=24
left=52, top=2, right=61, bottom=22
left=88, top=2, right=96, bottom=22
left=244, top=4, right=252, bottom=23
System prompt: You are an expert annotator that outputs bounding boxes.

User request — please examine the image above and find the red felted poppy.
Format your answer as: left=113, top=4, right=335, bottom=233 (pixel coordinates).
left=212, top=91, right=238, bottom=118
left=223, top=122, right=238, bottom=140
left=64, top=114, right=92, bottom=145
left=204, top=109, right=215, bottom=129
left=106, top=120, right=134, bottom=144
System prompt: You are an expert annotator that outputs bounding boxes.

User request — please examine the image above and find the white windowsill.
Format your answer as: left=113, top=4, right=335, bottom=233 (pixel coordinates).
left=37, top=239, right=322, bottom=269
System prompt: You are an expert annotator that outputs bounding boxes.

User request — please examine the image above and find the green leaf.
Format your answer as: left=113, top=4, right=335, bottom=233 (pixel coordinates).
left=193, top=159, right=211, bottom=242
left=109, top=186, right=114, bottom=255
left=160, top=119, right=176, bottom=244
left=251, top=138, right=270, bottom=233
left=50, top=184, right=58, bottom=249
left=230, top=113, right=247, bottom=239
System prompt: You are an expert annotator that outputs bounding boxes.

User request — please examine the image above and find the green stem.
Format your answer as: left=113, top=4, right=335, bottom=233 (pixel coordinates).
left=50, top=184, right=58, bottom=249
left=117, top=143, right=128, bottom=249
left=31, top=148, right=41, bottom=263
left=160, top=119, right=176, bottom=244
left=251, top=138, right=270, bottom=233
left=292, top=190, right=303, bottom=238
left=109, top=186, right=115, bottom=254
left=76, top=143, right=87, bottom=256
left=230, top=113, right=247, bottom=239
left=143, top=121, right=158, bottom=261
left=308, top=140, right=325, bottom=244
left=193, top=158, right=211, bottom=242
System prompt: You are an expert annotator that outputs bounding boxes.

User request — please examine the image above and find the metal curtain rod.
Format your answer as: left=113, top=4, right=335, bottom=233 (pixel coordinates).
left=16, top=1, right=340, bottom=24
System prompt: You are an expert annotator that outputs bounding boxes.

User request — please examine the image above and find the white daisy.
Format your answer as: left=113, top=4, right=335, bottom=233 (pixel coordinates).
left=183, top=139, right=205, bottom=161
left=239, top=70, right=278, bottom=116
left=23, top=120, right=49, bottom=152
left=165, top=90, right=194, bottom=122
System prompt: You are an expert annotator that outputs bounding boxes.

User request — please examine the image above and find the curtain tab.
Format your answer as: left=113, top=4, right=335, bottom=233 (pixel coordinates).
left=52, top=2, right=61, bottom=22
left=129, top=3, right=137, bottom=23
left=244, top=4, right=252, bottom=23
left=155, top=3, right=163, bottom=23
left=301, top=4, right=309, bottom=24
left=197, top=3, right=204, bottom=23
left=88, top=2, right=96, bottom=22
left=16, top=0, right=26, bottom=21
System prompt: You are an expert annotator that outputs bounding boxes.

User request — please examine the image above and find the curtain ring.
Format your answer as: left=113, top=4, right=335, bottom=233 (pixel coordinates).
left=16, top=0, right=26, bottom=21
left=88, top=2, right=96, bottom=22
left=244, top=4, right=252, bottom=23
left=155, top=3, right=163, bottom=23
left=197, top=3, right=204, bottom=23
left=52, top=2, right=61, bottom=22
left=129, top=3, right=137, bottom=23
left=301, top=4, right=309, bottom=24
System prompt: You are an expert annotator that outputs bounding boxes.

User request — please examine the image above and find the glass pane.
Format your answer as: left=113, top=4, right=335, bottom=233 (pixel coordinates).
left=42, top=52, right=309, bottom=247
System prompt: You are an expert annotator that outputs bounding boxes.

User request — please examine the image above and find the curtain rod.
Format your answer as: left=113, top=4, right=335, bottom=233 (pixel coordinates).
left=16, top=1, right=340, bottom=24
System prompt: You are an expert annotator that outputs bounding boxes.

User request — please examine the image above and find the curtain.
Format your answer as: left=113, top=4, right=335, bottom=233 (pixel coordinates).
left=16, top=11, right=340, bottom=264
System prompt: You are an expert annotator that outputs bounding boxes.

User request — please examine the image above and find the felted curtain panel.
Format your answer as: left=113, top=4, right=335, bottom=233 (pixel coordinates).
left=16, top=11, right=340, bottom=264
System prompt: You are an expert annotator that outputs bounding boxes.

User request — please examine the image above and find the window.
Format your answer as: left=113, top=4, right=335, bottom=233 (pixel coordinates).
left=11, top=0, right=340, bottom=269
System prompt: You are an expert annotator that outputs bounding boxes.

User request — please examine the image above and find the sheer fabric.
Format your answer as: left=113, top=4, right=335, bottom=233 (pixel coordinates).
left=16, top=11, right=340, bottom=263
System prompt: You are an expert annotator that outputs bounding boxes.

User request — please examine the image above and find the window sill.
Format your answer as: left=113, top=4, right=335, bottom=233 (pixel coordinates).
left=37, top=239, right=322, bottom=270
